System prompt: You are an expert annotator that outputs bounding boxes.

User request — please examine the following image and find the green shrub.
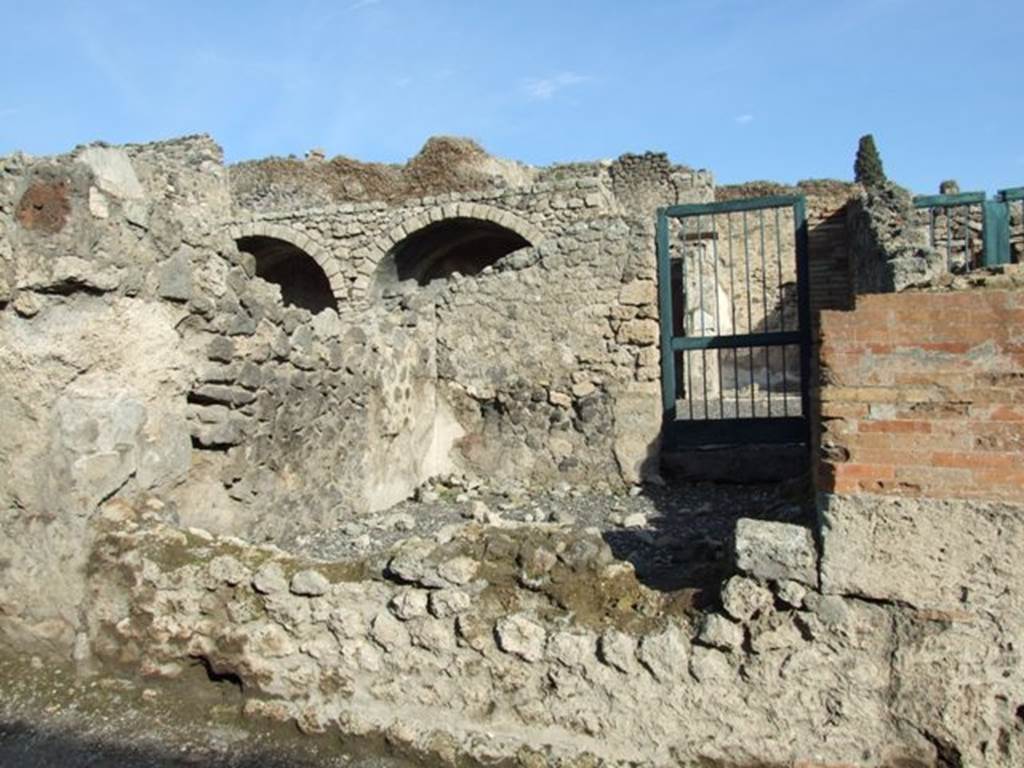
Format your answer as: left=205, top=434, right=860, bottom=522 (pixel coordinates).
left=854, top=134, right=886, bottom=187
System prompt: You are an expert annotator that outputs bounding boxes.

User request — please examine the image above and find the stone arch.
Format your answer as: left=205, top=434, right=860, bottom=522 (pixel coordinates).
left=229, top=222, right=345, bottom=312
left=365, top=204, right=545, bottom=295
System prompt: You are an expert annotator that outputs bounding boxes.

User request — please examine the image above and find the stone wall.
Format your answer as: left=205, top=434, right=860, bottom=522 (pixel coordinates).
left=79, top=498, right=948, bottom=768
left=847, top=180, right=946, bottom=293
left=4, top=132, right=1024, bottom=765
left=0, top=134, right=716, bottom=653
left=221, top=147, right=714, bottom=496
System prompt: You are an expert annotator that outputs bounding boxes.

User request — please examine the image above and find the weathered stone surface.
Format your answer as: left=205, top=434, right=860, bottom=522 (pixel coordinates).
left=290, top=569, right=329, bottom=597
left=618, top=279, right=656, bottom=306
left=495, top=614, right=546, bottom=662
left=734, top=518, right=818, bottom=586
left=76, top=146, right=145, bottom=200
left=697, top=614, right=744, bottom=653
left=207, top=555, right=249, bottom=586
left=616, top=318, right=659, bottom=346
left=637, top=624, right=689, bottom=682
left=598, top=629, right=637, bottom=673
left=389, top=589, right=429, bottom=621
left=720, top=575, right=774, bottom=622
left=370, top=611, right=409, bottom=652
left=774, top=579, right=808, bottom=609
left=157, top=250, right=193, bottom=302
left=427, top=588, right=470, bottom=618
left=252, top=563, right=289, bottom=595
left=545, top=631, right=593, bottom=668
left=611, top=382, right=662, bottom=484
left=437, top=556, right=478, bottom=586
left=820, top=493, right=1024, bottom=611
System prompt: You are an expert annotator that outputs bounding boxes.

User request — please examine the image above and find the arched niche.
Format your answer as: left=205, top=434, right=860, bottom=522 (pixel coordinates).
left=236, top=235, right=339, bottom=314
left=374, top=216, right=535, bottom=293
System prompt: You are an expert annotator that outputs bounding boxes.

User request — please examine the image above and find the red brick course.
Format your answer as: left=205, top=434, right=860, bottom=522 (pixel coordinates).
left=815, top=290, right=1024, bottom=500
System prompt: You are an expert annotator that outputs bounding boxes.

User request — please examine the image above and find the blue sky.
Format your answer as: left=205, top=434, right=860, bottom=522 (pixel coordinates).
left=1, top=0, right=1021, bottom=193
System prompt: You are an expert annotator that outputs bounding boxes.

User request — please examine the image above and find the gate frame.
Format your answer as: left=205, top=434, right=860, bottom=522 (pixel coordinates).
left=656, top=194, right=812, bottom=448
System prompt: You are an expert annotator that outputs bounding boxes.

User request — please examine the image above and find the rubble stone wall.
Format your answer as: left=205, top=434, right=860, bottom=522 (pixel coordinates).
left=80, top=500, right=948, bottom=768
left=0, top=135, right=714, bottom=654
left=4, top=133, right=1024, bottom=766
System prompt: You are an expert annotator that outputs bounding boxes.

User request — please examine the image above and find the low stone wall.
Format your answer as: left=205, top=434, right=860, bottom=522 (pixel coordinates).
left=85, top=499, right=955, bottom=767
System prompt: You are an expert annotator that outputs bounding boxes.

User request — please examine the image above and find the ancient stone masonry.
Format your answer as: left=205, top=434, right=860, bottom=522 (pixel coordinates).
left=0, top=135, right=712, bottom=651
left=3, top=133, right=1024, bottom=767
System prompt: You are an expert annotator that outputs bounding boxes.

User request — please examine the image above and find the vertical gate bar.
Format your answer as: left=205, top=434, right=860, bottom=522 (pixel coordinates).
left=656, top=210, right=676, bottom=420
left=727, top=213, right=739, bottom=417
left=682, top=217, right=694, bottom=421
left=775, top=206, right=788, bottom=417
left=711, top=213, right=724, bottom=419
left=696, top=214, right=709, bottom=419
left=759, top=208, right=771, bottom=418
left=794, top=197, right=811, bottom=434
left=743, top=211, right=755, bottom=415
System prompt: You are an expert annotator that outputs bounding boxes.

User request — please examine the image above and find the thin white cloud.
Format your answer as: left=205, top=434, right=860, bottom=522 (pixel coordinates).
left=349, top=0, right=381, bottom=9
left=0, top=106, right=23, bottom=117
left=523, top=72, right=590, bottom=101
left=735, top=114, right=754, bottom=125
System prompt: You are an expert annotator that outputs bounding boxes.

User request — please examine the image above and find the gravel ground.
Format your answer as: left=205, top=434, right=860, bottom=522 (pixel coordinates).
left=285, top=478, right=811, bottom=593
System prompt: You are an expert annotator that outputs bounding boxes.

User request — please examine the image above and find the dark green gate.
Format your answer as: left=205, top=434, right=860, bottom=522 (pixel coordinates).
left=656, top=195, right=811, bottom=448
left=913, top=186, right=1024, bottom=270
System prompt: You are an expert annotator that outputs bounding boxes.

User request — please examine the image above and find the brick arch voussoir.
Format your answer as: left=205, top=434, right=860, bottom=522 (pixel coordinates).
left=229, top=221, right=345, bottom=301
left=368, top=204, right=546, bottom=261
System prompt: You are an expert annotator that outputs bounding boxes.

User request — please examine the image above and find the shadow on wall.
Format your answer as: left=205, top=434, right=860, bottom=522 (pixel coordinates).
left=373, top=217, right=532, bottom=294
left=236, top=236, right=338, bottom=314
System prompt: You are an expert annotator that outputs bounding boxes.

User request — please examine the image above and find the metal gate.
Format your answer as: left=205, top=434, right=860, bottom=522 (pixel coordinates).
left=656, top=195, right=811, bottom=448
left=913, top=186, right=1024, bottom=271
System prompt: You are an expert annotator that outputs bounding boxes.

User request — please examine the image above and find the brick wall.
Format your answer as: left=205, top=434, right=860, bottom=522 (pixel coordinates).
left=815, top=289, right=1024, bottom=500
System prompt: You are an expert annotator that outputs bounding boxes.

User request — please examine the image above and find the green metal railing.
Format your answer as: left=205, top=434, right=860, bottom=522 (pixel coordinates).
left=913, top=187, right=1022, bottom=271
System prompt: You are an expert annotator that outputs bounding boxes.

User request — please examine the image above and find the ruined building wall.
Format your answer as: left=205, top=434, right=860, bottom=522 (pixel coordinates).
left=816, top=283, right=1024, bottom=500
left=846, top=180, right=947, bottom=292
left=0, top=135, right=713, bottom=653
left=810, top=274, right=1024, bottom=764
left=222, top=148, right=713, bottom=499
